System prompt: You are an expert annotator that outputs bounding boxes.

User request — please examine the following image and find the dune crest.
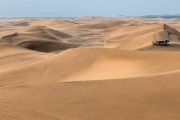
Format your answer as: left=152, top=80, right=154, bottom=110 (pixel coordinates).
left=1, top=48, right=180, bottom=87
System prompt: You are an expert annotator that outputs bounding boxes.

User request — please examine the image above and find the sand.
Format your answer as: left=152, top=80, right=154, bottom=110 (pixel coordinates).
left=0, top=26, right=80, bottom=52
left=1, top=17, right=180, bottom=120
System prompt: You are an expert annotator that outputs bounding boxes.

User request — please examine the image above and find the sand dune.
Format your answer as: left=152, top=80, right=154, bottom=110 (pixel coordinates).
left=41, top=19, right=78, bottom=28
left=69, top=16, right=108, bottom=24
left=96, top=24, right=180, bottom=50
left=20, top=18, right=180, bottom=51
left=8, top=21, right=29, bottom=27
left=0, top=19, right=30, bottom=34
left=0, top=42, right=52, bottom=72
left=0, top=70, right=180, bottom=120
left=76, top=20, right=127, bottom=29
left=1, top=17, right=180, bottom=120
left=22, top=19, right=79, bottom=30
left=66, top=17, right=180, bottom=51
left=1, top=48, right=180, bottom=87
left=0, top=26, right=79, bottom=52
left=100, top=24, right=163, bottom=49
left=0, top=19, right=29, bottom=27
left=138, top=42, right=180, bottom=51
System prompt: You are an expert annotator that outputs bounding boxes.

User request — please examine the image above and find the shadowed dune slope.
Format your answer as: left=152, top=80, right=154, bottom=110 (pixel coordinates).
left=164, top=24, right=180, bottom=37
left=1, top=48, right=180, bottom=86
left=0, top=26, right=80, bottom=52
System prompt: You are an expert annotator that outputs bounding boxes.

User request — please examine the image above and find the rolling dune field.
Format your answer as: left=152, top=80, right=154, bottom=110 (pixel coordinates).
left=1, top=17, right=180, bottom=120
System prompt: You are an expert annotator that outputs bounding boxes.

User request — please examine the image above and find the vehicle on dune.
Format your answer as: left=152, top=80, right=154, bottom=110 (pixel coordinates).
left=152, top=40, right=170, bottom=46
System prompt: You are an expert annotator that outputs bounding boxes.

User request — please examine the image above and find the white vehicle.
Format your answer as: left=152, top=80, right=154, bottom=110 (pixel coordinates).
left=152, top=40, right=170, bottom=46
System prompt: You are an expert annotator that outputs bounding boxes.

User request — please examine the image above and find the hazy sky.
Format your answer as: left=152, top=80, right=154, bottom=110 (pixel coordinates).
left=0, top=0, right=180, bottom=17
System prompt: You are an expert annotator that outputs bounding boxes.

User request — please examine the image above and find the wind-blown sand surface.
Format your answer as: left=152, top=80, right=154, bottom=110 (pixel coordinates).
left=1, top=17, right=180, bottom=120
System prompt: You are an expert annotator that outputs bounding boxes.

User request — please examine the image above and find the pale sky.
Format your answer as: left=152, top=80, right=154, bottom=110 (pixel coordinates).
left=0, top=0, right=180, bottom=17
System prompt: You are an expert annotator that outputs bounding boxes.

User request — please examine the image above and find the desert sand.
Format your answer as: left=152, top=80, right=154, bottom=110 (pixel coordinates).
left=1, top=17, right=180, bottom=120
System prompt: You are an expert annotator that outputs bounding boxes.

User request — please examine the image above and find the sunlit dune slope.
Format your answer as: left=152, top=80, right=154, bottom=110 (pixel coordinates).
left=1, top=48, right=180, bottom=86
left=97, top=23, right=180, bottom=50
left=0, top=42, right=52, bottom=72
left=0, top=71, right=180, bottom=120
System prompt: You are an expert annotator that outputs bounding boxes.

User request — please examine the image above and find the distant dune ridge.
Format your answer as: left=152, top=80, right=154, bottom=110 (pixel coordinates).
left=1, top=17, right=180, bottom=120
left=22, top=19, right=79, bottom=30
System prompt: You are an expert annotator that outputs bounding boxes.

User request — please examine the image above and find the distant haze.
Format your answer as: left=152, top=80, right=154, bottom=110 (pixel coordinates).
left=0, top=0, right=180, bottom=17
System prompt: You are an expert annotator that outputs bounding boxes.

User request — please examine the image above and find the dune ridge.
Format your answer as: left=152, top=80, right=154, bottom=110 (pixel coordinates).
left=22, top=19, right=79, bottom=30
left=1, top=48, right=180, bottom=87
